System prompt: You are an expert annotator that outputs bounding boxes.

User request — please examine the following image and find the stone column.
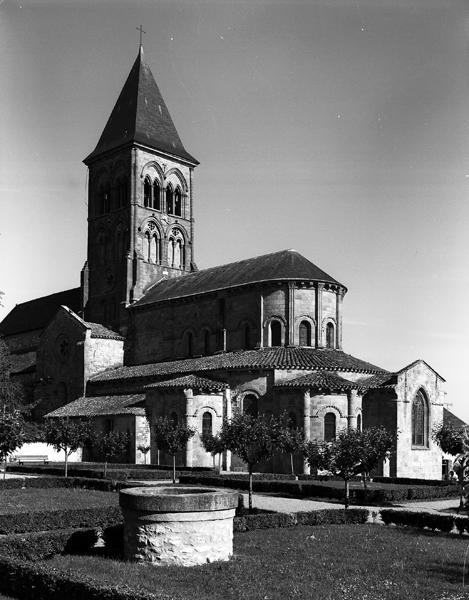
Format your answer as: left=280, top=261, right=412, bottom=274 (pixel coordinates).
left=184, top=388, right=195, bottom=467
left=287, top=282, right=295, bottom=345
left=224, top=387, right=232, bottom=472
left=315, top=283, right=324, bottom=347
left=347, top=389, right=361, bottom=430
left=303, top=389, right=311, bottom=475
left=336, top=289, right=344, bottom=350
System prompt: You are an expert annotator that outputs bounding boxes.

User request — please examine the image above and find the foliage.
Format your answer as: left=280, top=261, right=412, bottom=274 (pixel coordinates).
left=0, top=410, right=25, bottom=480
left=201, top=433, right=226, bottom=471
left=432, top=422, right=465, bottom=456
left=95, top=431, right=130, bottom=477
left=275, top=420, right=305, bottom=476
left=44, top=418, right=90, bottom=477
left=0, top=338, right=24, bottom=413
left=153, top=416, right=196, bottom=483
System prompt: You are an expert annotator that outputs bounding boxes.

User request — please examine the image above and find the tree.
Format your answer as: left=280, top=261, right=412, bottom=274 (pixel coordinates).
left=0, top=338, right=24, bottom=413
left=433, top=422, right=468, bottom=511
left=153, top=416, right=196, bottom=484
left=276, top=423, right=305, bottom=477
left=95, top=430, right=130, bottom=477
left=201, top=432, right=226, bottom=472
left=44, top=418, right=90, bottom=477
left=220, top=412, right=281, bottom=511
left=0, top=410, right=25, bottom=481
left=304, top=427, right=397, bottom=509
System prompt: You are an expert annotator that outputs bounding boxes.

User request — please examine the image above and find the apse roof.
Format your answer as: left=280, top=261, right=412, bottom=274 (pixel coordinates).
left=0, top=288, right=81, bottom=337
left=84, top=47, right=197, bottom=165
left=134, top=249, right=344, bottom=307
left=90, top=347, right=385, bottom=387
left=45, top=394, right=145, bottom=418
left=146, top=374, right=228, bottom=392
left=275, top=371, right=358, bottom=392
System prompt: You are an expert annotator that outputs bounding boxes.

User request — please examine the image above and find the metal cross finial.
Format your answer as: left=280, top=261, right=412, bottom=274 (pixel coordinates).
left=136, top=25, right=146, bottom=47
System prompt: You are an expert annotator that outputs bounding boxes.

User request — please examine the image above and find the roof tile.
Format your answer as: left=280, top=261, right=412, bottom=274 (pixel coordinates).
left=146, top=374, right=227, bottom=391
left=45, top=394, right=145, bottom=418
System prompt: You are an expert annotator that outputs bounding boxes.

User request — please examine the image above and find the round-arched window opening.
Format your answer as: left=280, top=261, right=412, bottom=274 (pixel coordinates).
left=299, top=320, right=312, bottom=346
left=270, top=321, right=282, bottom=347
left=243, top=394, right=258, bottom=418
left=324, top=412, right=336, bottom=442
left=326, top=322, right=335, bottom=349
left=357, top=413, right=362, bottom=432
left=202, top=412, right=213, bottom=437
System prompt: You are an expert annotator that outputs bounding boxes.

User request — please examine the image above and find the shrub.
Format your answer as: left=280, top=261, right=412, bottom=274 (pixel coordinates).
left=380, top=509, right=455, bottom=533
left=454, top=516, right=469, bottom=535
left=0, top=528, right=98, bottom=561
left=295, top=508, right=368, bottom=526
left=102, top=524, right=124, bottom=556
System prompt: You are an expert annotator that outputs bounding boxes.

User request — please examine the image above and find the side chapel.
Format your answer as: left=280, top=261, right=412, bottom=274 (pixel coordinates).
left=0, top=47, right=447, bottom=477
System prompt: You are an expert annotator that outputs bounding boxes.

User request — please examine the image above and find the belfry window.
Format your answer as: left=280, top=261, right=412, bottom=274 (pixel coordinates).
left=412, top=390, right=428, bottom=447
left=166, top=185, right=174, bottom=214
left=299, top=320, right=312, bottom=346
left=174, top=187, right=182, bottom=216
left=202, top=412, right=213, bottom=437
left=168, top=228, right=185, bottom=269
left=153, top=180, right=161, bottom=210
left=142, top=222, right=160, bottom=264
left=144, top=177, right=152, bottom=208
left=270, top=320, right=282, bottom=347
left=324, top=412, right=336, bottom=442
left=326, top=322, right=335, bottom=349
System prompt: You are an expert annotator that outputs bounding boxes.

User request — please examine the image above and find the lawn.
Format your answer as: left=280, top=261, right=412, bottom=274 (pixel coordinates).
left=45, top=524, right=469, bottom=600
left=0, top=488, right=118, bottom=514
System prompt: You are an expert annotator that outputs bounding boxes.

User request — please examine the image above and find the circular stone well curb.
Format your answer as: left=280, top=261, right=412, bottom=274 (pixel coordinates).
left=119, top=485, right=239, bottom=512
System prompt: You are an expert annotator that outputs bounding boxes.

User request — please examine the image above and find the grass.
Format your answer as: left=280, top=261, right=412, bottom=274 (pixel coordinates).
left=45, top=524, right=469, bottom=600
left=0, top=488, right=118, bottom=514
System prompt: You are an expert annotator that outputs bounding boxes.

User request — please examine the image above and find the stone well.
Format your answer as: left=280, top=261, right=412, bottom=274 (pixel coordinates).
left=119, top=486, right=238, bottom=566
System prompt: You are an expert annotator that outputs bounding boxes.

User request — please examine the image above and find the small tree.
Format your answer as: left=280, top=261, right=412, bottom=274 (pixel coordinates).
left=433, top=422, right=468, bottom=511
left=220, top=412, right=281, bottom=511
left=137, top=444, right=151, bottom=464
left=44, top=418, right=90, bottom=477
left=276, top=425, right=305, bottom=477
left=153, top=417, right=196, bottom=484
left=0, top=338, right=25, bottom=413
left=0, top=410, right=25, bottom=480
left=95, top=430, right=130, bottom=477
left=358, top=427, right=397, bottom=500
left=201, top=433, right=226, bottom=472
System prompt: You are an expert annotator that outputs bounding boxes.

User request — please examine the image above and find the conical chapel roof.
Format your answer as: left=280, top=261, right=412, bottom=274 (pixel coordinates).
left=84, top=47, right=198, bottom=165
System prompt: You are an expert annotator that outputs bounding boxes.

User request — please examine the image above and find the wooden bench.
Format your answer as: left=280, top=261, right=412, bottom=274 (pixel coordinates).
left=17, top=455, right=49, bottom=465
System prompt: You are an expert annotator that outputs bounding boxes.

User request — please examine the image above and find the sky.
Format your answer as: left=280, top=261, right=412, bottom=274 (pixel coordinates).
left=1, top=0, right=468, bottom=418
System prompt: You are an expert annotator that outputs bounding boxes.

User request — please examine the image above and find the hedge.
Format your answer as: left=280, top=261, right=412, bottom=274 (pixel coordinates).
left=178, top=475, right=458, bottom=504
left=0, top=476, right=123, bottom=492
left=373, top=476, right=455, bottom=487
left=380, top=509, right=456, bottom=533
left=0, top=557, right=157, bottom=600
left=0, top=505, right=122, bottom=535
left=0, top=528, right=99, bottom=561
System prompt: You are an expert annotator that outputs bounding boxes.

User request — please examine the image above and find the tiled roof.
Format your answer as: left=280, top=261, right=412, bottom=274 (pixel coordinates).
left=84, top=47, right=197, bottom=165
left=85, top=322, right=124, bottom=341
left=134, top=249, right=344, bottom=307
left=146, top=374, right=227, bottom=392
left=0, top=288, right=81, bottom=336
left=355, top=372, right=397, bottom=391
left=443, top=408, right=467, bottom=430
left=91, top=347, right=386, bottom=386
left=45, top=394, right=145, bottom=418
left=276, top=371, right=358, bottom=392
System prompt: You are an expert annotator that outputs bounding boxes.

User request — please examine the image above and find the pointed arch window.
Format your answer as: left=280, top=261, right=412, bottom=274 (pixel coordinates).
left=326, top=322, right=335, bottom=349
left=174, top=187, right=182, bottom=216
left=270, top=320, right=282, bottom=347
left=202, top=412, right=213, bottom=437
left=144, top=177, right=152, bottom=208
left=143, top=221, right=160, bottom=264
left=412, top=390, right=428, bottom=447
left=153, top=180, right=161, bottom=210
left=168, top=228, right=185, bottom=269
left=299, top=320, right=312, bottom=346
left=324, top=412, right=336, bottom=442
left=166, top=185, right=174, bottom=214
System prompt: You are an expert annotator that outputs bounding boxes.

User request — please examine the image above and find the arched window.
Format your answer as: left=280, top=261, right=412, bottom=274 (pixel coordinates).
left=202, top=412, right=213, bottom=437
left=357, top=413, right=362, bottom=432
left=243, top=394, right=258, bottom=418
left=185, top=331, right=193, bottom=357
left=412, top=390, right=428, bottom=447
left=143, top=222, right=160, bottom=263
left=324, top=412, right=336, bottom=442
left=244, top=324, right=251, bottom=349
left=270, top=320, right=282, bottom=347
left=299, top=320, right=312, bottom=346
left=153, top=180, right=161, bottom=210
left=143, top=177, right=152, bottom=207
left=168, top=228, right=184, bottom=269
left=326, top=322, right=335, bottom=349
left=204, top=330, right=210, bottom=355
left=288, top=412, right=297, bottom=429
left=166, top=185, right=174, bottom=214
left=170, top=412, right=178, bottom=425
left=174, top=187, right=182, bottom=216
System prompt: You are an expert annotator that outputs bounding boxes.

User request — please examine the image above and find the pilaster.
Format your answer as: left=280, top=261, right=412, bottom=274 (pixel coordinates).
left=287, top=282, right=295, bottom=345
left=315, top=283, right=324, bottom=347
left=303, top=389, right=311, bottom=475
left=184, top=388, right=195, bottom=467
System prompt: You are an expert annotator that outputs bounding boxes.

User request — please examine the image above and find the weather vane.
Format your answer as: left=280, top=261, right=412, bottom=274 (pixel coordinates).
left=136, top=25, right=146, bottom=47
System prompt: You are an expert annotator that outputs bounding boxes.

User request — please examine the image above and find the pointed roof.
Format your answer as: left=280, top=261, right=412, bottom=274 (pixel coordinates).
left=134, top=249, right=345, bottom=307
left=84, top=47, right=198, bottom=165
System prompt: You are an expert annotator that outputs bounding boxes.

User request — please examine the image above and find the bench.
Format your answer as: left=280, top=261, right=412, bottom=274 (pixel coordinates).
left=17, top=455, right=49, bottom=465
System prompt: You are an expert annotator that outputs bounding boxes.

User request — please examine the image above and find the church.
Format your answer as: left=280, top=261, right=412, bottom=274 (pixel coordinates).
left=0, top=47, right=446, bottom=478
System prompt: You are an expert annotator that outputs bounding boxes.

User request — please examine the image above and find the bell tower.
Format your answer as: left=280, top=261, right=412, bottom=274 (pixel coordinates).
left=82, top=46, right=198, bottom=333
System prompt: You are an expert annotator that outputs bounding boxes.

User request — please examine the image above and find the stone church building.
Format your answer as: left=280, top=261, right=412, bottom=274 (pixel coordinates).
left=0, top=48, right=446, bottom=477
